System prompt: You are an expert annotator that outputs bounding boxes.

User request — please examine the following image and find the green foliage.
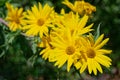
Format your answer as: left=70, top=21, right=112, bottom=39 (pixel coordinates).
left=0, top=0, right=6, bottom=7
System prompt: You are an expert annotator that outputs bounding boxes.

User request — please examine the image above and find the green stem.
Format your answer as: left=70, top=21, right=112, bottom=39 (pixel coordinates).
left=0, top=18, right=8, bottom=26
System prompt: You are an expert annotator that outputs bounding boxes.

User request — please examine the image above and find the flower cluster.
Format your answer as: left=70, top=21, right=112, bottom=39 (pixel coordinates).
left=5, top=0, right=112, bottom=75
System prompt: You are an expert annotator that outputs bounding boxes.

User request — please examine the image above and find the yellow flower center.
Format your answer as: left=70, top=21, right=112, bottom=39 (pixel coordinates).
left=66, top=46, right=75, bottom=55
left=37, top=19, right=44, bottom=26
left=87, top=48, right=96, bottom=58
left=14, top=18, right=20, bottom=24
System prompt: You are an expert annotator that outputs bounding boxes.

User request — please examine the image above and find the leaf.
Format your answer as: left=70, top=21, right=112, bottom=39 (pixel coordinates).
left=94, top=23, right=101, bottom=41
left=27, top=55, right=37, bottom=67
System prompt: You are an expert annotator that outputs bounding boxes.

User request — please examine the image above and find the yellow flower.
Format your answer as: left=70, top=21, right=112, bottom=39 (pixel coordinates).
left=23, top=2, right=53, bottom=37
left=5, top=3, right=26, bottom=31
left=75, top=34, right=112, bottom=75
left=38, top=34, right=53, bottom=61
left=51, top=9, right=74, bottom=36
left=53, top=11, right=93, bottom=37
left=48, top=13, right=94, bottom=71
left=50, top=28, right=81, bottom=72
left=63, top=0, right=96, bottom=15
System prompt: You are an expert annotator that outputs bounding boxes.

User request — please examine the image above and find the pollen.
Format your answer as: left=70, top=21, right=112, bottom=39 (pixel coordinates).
left=66, top=46, right=75, bottom=55
left=87, top=48, right=96, bottom=58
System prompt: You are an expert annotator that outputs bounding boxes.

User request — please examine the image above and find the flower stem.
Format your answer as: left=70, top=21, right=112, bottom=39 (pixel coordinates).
left=0, top=18, right=8, bottom=26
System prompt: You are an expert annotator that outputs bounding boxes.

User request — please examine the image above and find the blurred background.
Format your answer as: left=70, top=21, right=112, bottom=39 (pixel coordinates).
left=0, top=0, right=120, bottom=80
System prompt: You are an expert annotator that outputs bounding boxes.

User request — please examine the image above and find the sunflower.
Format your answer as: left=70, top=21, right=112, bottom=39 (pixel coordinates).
left=75, top=34, right=112, bottom=75
left=50, top=28, right=81, bottom=72
left=48, top=12, right=94, bottom=72
left=38, top=34, right=53, bottom=61
left=23, top=2, right=53, bottom=38
left=62, top=13, right=93, bottom=36
left=5, top=3, right=26, bottom=31
left=62, top=0, right=96, bottom=15
left=53, top=12, right=93, bottom=37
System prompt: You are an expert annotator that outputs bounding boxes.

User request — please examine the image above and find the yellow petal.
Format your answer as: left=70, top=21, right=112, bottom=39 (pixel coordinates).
left=18, top=8, right=23, bottom=17
left=98, top=49, right=112, bottom=54
left=88, top=59, right=92, bottom=74
left=78, top=15, right=88, bottom=29
left=79, top=25, right=93, bottom=35
left=38, top=2, right=42, bottom=12
left=95, top=56, right=111, bottom=67
left=80, top=62, right=87, bottom=73
left=58, top=55, right=67, bottom=68
left=67, top=56, right=74, bottom=72
left=62, top=0, right=74, bottom=11
left=94, top=34, right=104, bottom=47
left=95, top=38, right=109, bottom=50
left=74, top=62, right=82, bottom=69
left=92, top=60, right=97, bottom=75
left=98, top=54, right=112, bottom=62
left=94, top=60, right=103, bottom=73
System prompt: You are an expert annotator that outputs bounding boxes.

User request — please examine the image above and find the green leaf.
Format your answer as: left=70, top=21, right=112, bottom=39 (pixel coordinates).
left=27, top=55, right=37, bottom=67
left=94, top=23, right=101, bottom=41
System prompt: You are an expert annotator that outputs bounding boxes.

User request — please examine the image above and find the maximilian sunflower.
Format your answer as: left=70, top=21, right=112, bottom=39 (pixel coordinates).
left=54, top=12, right=93, bottom=37
left=5, top=3, right=26, bottom=31
left=62, top=0, right=96, bottom=15
left=50, top=28, right=81, bottom=72
left=23, top=2, right=53, bottom=37
left=75, top=34, right=112, bottom=75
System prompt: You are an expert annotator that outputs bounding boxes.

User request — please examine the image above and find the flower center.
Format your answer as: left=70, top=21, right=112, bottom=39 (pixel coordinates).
left=87, top=48, right=96, bottom=58
left=66, top=46, right=75, bottom=55
left=37, top=19, right=44, bottom=26
left=14, top=18, right=20, bottom=24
